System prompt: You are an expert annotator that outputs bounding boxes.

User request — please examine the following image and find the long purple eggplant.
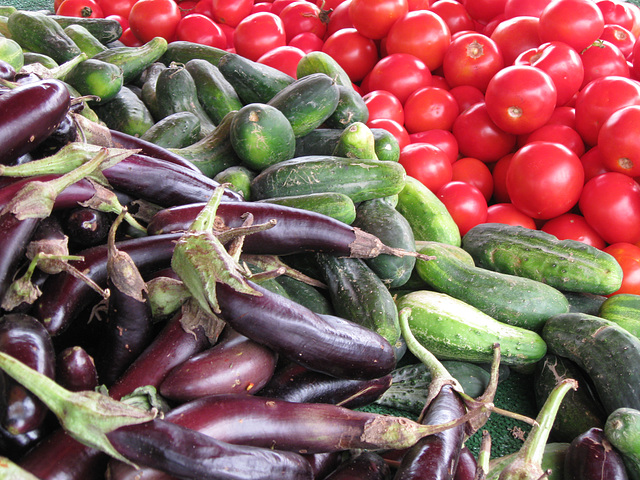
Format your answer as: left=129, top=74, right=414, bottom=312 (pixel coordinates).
left=323, top=451, right=391, bottom=480
left=563, top=427, right=629, bottom=480
left=453, top=446, right=477, bottom=480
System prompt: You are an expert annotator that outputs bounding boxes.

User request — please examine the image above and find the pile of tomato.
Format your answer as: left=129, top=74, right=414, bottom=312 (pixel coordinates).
left=51, top=0, right=640, bottom=295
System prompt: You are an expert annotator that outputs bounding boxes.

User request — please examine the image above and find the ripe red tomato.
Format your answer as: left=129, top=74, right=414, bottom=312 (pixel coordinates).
left=95, top=0, right=134, bottom=18
left=486, top=203, right=536, bottom=229
left=448, top=85, right=485, bottom=113
left=580, top=39, right=630, bottom=88
left=580, top=146, right=610, bottom=183
left=106, top=13, right=128, bottom=30
left=541, top=213, right=606, bottom=249
left=596, top=0, right=635, bottom=31
left=408, top=129, right=458, bottom=163
left=257, top=45, right=305, bottom=78
left=210, top=0, right=253, bottom=27
left=503, top=0, right=552, bottom=18
left=57, top=0, right=104, bottom=17
left=402, top=86, right=459, bottom=133
left=279, top=1, right=328, bottom=42
left=349, top=0, right=408, bottom=40
left=451, top=156, right=493, bottom=201
left=175, top=14, right=227, bottom=48
left=484, top=65, right=558, bottom=135
left=118, top=26, right=142, bottom=46
left=234, top=12, right=286, bottom=62
left=538, top=0, right=605, bottom=52
left=461, top=0, right=506, bottom=24
left=322, top=28, right=378, bottom=82
left=506, top=141, right=584, bottom=220
left=579, top=172, right=640, bottom=244
left=604, top=242, right=640, bottom=295
left=437, top=181, right=488, bottom=236
left=597, top=105, right=640, bottom=177
left=442, top=32, right=504, bottom=92
left=324, top=0, right=354, bottom=38
left=490, top=153, right=513, bottom=203
left=429, top=0, right=474, bottom=35
left=520, top=124, right=586, bottom=158
left=399, top=143, right=453, bottom=193
left=367, top=118, right=410, bottom=150
left=364, top=53, right=431, bottom=104
left=600, top=24, right=636, bottom=59
left=546, top=106, right=577, bottom=129
left=362, top=90, right=405, bottom=125
left=489, top=15, right=540, bottom=66
left=288, top=32, right=324, bottom=53
left=128, top=0, right=182, bottom=42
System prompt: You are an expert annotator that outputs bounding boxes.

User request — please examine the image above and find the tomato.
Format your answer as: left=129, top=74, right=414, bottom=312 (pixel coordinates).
left=349, top=0, right=408, bottom=40
left=546, top=106, right=577, bottom=128
left=574, top=75, right=640, bottom=147
left=520, top=123, right=586, bottom=158
left=596, top=0, right=635, bottom=31
left=364, top=53, right=431, bottom=104
left=489, top=16, right=540, bottom=66
left=252, top=2, right=272, bottom=13
left=210, top=0, right=253, bottom=27
left=399, top=143, right=453, bottom=193
left=486, top=203, right=536, bottom=229
left=118, top=26, right=143, bottom=46
left=288, top=32, right=324, bottom=53
left=437, top=181, right=488, bottom=236
left=490, top=153, right=513, bottom=203
left=514, top=42, right=584, bottom=108
left=597, top=105, right=640, bottom=177
left=503, top=0, right=552, bottom=18
left=279, top=1, right=328, bottom=42
left=429, top=0, right=474, bottom=36
left=106, top=13, right=129, bottom=30
left=538, top=0, right=605, bottom=52
left=600, top=24, right=636, bottom=60
left=384, top=10, right=451, bottom=72
left=56, top=0, right=104, bottom=17
left=194, top=0, right=215, bottom=17
left=234, top=12, right=286, bottom=61
left=257, top=45, right=305, bottom=78
left=448, top=84, right=484, bottom=113
left=362, top=90, right=405, bottom=125
left=324, top=0, right=354, bottom=38
left=541, top=213, right=606, bottom=248
left=485, top=65, right=558, bottom=135
left=128, top=0, right=182, bottom=42
left=506, top=141, right=585, bottom=220
left=442, top=32, right=504, bottom=92
left=451, top=156, right=493, bottom=201
left=402, top=86, right=459, bottom=133
left=408, top=129, right=458, bottom=163
left=408, top=0, right=431, bottom=10
left=452, top=102, right=517, bottom=163
left=322, top=28, right=378, bottom=82
left=317, top=0, right=347, bottom=10
left=580, top=146, right=610, bottom=183
left=580, top=39, right=631, bottom=89
left=270, top=0, right=298, bottom=16
left=630, top=34, right=640, bottom=79
left=604, top=242, right=640, bottom=295
left=579, top=172, right=640, bottom=244
left=176, top=0, right=198, bottom=16
left=367, top=118, right=411, bottom=150
left=175, top=13, right=227, bottom=48
left=461, top=0, right=506, bottom=24
left=95, top=0, right=135, bottom=18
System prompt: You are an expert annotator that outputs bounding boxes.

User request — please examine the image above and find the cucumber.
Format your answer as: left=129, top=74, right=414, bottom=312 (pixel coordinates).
left=7, top=11, right=82, bottom=64
left=395, top=175, right=461, bottom=246
left=563, top=291, right=607, bottom=315
left=413, top=241, right=570, bottom=331
left=462, top=223, right=624, bottom=295
left=274, top=274, right=334, bottom=315
left=64, top=57, right=124, bottom=104
left=332, top=121, right=378, bottom=160
left=184, top=59, right=243, bottom=125
left=323, top=84, right=369, bottom=129
left=250, top=155, right=407, bottom=203
left=351, top=198, right=416, bottom=288
left=542, top=312, right=640, bottom=415
left=296, top=50, right=352, bottom=87
left=161, top=40, right=228, bottom=66
left=140, top=111, right=202, bottom=149
left=605, top=407, right=640, bottom=480
left=93, top=85, right=155, bottom=137
left=63, top=24, right=108, bottom=58
left=0, top=36, right=23, bottom=72
left=294, top=128, right=346, bottom=157
left=267, top=73, right=340, bottom=137
left=22, top=51, right=59, bottom=70
left=599, top=293, right=640, bottom=338
left=140, top=62, right=167, bottom=121
left=48, top=15, right=123, bottom=44
left=213, top=166, right=254, bottom=200
left=371, top=127, right=400, bottom=162
left=92, top=37, right=168, bottom=84
left=397, top=290, right=548, bottom=366
left=257, top=192, right=357, bottom=225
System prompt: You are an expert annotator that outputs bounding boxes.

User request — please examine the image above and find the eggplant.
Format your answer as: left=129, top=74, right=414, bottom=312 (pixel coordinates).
left=55, top=346, right=99, bottom=392
left=0, top=59, right=16, bottom=81
left=323, top=451, right=391, bottom=480
left=64, top=207, right=112, bottom=249
left=564, top=427, right=629, bottom=480
left=453, top=446, right=477, bottom=480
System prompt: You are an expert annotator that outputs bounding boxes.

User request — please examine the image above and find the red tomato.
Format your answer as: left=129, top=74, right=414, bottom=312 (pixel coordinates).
left=490, top=153, right=513, bottom=203
left=596, top=0, right=635, bottom=31
left=234, top=12, right=286, bottom=62
left=604, top=242, right=640, bottom=295
left=106, top=14, right=128, bottom=30
left=322, top=28, right=378, bottom=82
left=367, top=118, right=411, bottom=150
left=270, top=0, right=298, bottom=16
left=364, top=53, right=431, bottom=104
left=429, top=0, right=474, bottom=35
left=279, top=1, right=328, bottom=42
left=210, top=0, right=253, bottom=27
left=318, top=0, right=347, bottom=10
left=597, top=105, right=640, bottom=177
left=541, top=213, right=606, bottom=248
left=95, top=0, right=135, bottom=18
left=574, top=75, right=640, bottom=146
left=580, top=39, right=630, bottom=88
left=324, top=0, right=354, bottom=38
left=194, top=0, right=214, bottom=17
left=452, top=102, right=517, bottom=163
left=486, top=203, right=536, bottom=229
left=403, top=86, right=459, bottom=133
left=176, top=0, right=197, bottom=16
left=451, top=156, right=493, bottom=201
left=408, top=0, right=431, bottom=10
left=461, top=0, right=506, bottom=24
left=349, top=0, right=408, bottom=40
left=437, top=181, right=488, bottom=236
left=288, top=32, right=324, bottom=53
left=252, top=2, right=273, bottom=13
left=506, top=141, right=585, bottom=220
left=579, top=172, right=640, bottom=244
left=520, top=124, right=586, bottom=158
left=485, top=65, right=558, bottom=135
left=57, top=0, right=104, bottom=17
left=538, top=0, right=605, bottom=52
left=489, top=16, right=540, bottom=66
left=118, top=26, right=143, bottom=46
left=257, top=45, right=305, bottom=78
left=408, top=129, right=458, bottom=163
left=175, top=13, right=227, bottom=48
left=362, top=90, right=405, bottom=125
left=442, top=32, right=504, bottom=92
left=580, top=146, right=610, bottom=183
left=630, top=34, right=640, bottom=79
left=128, top=0, right=182, bottom=42
left=503, top=0, right=552, bottom=18
left=600, top=24, right=636, bottom=59
left=385, top=10, right=451, bottom=72
left=514, top=41, right=584, bottom=108
left=399, top=143, right=453, bottom=193
left=546, top=106, right=577, bottom=129
left=448, top=84, right=485, bottom=113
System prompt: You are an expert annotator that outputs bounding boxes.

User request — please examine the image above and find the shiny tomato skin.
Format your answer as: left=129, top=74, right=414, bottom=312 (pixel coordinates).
left=57, top=0, right=104, bottom=17
left=324, top=0, right=354, bottom=38
left=520, top=123, right=586, bottom=158
left=349, top=0, right=408, bottom=40
left=506, top=141, right=585, bottom=220
left=367, top=118, right=411, bottom=150
left=437, top=181, right=488, bottom=236
left=128, top=0, right=182, bottom=42
left=95, top=0, right=135, bottom=18
left=408, top=129, right=458, bottom=163
left=490, top=153, right=513, bottom=203
left=403, top=86, right=459, bottom=133
left=279, top=1, right=327, bottom=42
left=451, top=156, right=493, bottom=201
left=119, top=26, right=143, bottom=46
left=538, top=0, right=605, bottom=52
left=597, top=105, right=640, bottom=177
left=234, top=12, right=286, bottom=61
left=175, top=14, right=227, bottom=48
left=600, top=24, right=636, bottom=59
left=461, top=0, right=507, bottom=24
left=288, top=32, right=324, bottom=53
left=580, top=39, right=631, bottom=89
left=363, top=90, right=405, bottom=125
left=322, top=28, right=378, bottom=82
left=449, top=84, right=485, bottom=113
left=596, top=0, right=635, bottom=31
left=489, top=15, right=540, bottom=66
left=442, top=32, right=504, bottom=92
left=486, top=203, right=536, bottom=229
left=580, top=146, right=610, bottom=183
left=429, top=0, right=474, bottom=35
left=541, top=213, right=606, bottom=248
left=399, top=143, right=453, bottom=193
left=504, top=0, right=552, bottom=18
left=604, top=242, right=640, bottom=295
left=364, top=53, right=431, bottom=104
left=257, top=45, right=305, bottom=78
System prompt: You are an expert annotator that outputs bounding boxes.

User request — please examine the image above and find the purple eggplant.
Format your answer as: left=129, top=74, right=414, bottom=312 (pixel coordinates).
left=453, top=446, right=477, bottom=480
left=564, top=427, right=629, bottom=480
left=55, top=346, right=99, bottom=392
left=322, top=451, right=391, bottom=480
left=0, top=60, right=16, bottom=81
left=64, top=207, right=112, bottom=249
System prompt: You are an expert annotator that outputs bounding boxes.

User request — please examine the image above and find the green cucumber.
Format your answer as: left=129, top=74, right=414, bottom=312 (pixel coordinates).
left=139, top=62, right=167, bottom=121
left=267, top=72, right=340, bottom=137
left=294, top=128, right=346, bottom=157
left=92, top=37, right=168, bottom=84
left=332, top=121, right=378, bottom=160
left=542, top=312, right=640, bottom=415
left=323, top=84, right=369, bottom=129
left=63, top=24, right=107, bottom=57
left=140, top=111, right=202, bottom=149
left=351, top=198, right=416, bottom=288
left=0, top=36, right=23, bottom=71
left=563, top=291, right=607, bottom=315
left=371, top=127, right=400, bottom=162
left=184, top=58, right=243, bottom=125
left=396, top=290, right=547, bottom=366
left=64, top=57, right=124, bottom=104
left=250, top=155, right=407, bottom=203
left=49, top=15, right=123, bottom=44
left=161, top=40, right=228, bottom=66
left=0, top=6, right=16, bottom=16
left=274, top=274, right=334, bottom=315
left=7, top=11, right=82, bottom=64
left=413, top=241, right=570, bottom=331
left=257, top=192, right=357, bottom=225
left=22, top=51, right=58, bottom=70
left=605, top=407, right=640, bottom=480
left=92, top=85, right=155, bottom=137
left=296, top=50, right=352, bottom=87
left=213, top=166, right=254, bottom=200
left=598, top=293, right=640, bottom=338
left=395, top=175, right=461, bottom=245
left=462, top=223, right=624, bottom=295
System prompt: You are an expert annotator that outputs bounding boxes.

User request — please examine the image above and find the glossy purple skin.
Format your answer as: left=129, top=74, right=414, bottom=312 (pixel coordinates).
left=56, top=346, right=99, bottom=392
left=323, top=451, right=391, bottom=480
left=564, top=427, right=629, bottom=480
left=453, top=446, right=477, bottom=480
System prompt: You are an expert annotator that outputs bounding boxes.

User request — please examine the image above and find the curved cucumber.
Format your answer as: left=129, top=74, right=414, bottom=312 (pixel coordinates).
left=598, top=293, right=640, bottom=339
left=258, top=192, right=356, bottom=225
left=605, top=407, right=640, bottom=480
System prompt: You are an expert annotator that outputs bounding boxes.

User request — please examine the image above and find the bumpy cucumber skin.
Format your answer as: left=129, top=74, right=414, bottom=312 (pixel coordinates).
left=598, top=293, right=640, bottom=339
left=414, top=241, right=570, bottom=331
left=49, top=15, right=123, bottom=44
left=161, top=41, right=228, bottom=66
left=323, top=84, right=369, bottom=129
left=542, top=312, right=640, bottom=415
left=92, top=37, right=168, bottom=84
left=140, top=111, right=202, bottom=149
left=93, top=86, right=154, bottom=137
left=397, top=290, right=547, bottom=366
left=296, top=50, right=352, bottom=88
left=257, top=192, right=357, bottom=225
left=64, top=58, right=124, bottom=105
left=462, top=223, right=624, bottom=295
left=396, top=175, right=461, bottom=246
left=605, top=407, right=640, bottom=480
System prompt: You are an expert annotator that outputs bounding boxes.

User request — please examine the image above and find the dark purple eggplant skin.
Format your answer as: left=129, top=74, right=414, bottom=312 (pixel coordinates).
left=31, top=233, right=181, bottom=336
left=257, top=361, right=392, bottom=409
left=106, top=418, right=314, bottom=480
left=0, top=79, right=70, bottom=165
left=64, top=207, right=112, bottom=249
left=322, top=451, right=391, bottom=480
left=0, top=313, right=55, bottom=435
left=452, top=446, right=477, bottom=480
left=148, top=201, right=360, bottom=256
left=216, top=280, right=396, bottom=380
left=564, top=427, right=629, bottom=480
left=30, top=113, right=78, bottom=159
left=392, top=384, right=467, bottom=480
left=159, top=327, right=278, bottom=403
left=55, top=346, right=99, bottom=392
left=0, top=60, right=16, bottom=81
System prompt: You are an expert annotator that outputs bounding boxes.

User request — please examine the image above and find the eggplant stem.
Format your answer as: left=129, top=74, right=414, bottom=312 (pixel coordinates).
left=350, top=227, right=436, bottom=260
left=240, top=254, right=327, bottom=288
left=474, top=430, right=491, bottom=480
